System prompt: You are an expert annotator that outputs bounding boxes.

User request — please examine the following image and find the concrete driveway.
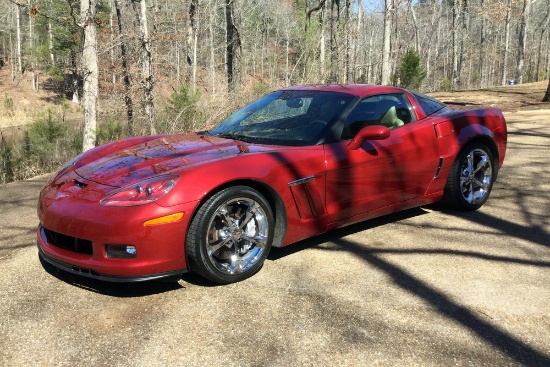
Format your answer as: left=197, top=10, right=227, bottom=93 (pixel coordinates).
left=1, top=110, right=549, bottom=367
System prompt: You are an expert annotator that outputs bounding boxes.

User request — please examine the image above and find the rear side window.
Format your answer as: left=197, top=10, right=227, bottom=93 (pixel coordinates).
left=411, top=92, right=446, bottom=116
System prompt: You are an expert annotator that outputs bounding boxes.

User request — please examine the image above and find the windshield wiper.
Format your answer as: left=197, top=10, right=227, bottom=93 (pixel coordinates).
left=215, top=132, right=255, bottom=143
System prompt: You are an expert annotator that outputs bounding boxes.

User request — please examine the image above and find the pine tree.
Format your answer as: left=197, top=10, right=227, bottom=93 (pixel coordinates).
left=398, top=49, right=426, bottom=90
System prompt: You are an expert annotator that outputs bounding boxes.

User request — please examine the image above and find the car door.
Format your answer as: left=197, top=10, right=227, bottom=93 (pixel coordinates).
left=324, top=93, right=441, bottom=224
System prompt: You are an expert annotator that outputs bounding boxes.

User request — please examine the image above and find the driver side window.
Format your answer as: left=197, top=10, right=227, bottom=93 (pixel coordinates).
left=341, top=93, right=415, bottom=140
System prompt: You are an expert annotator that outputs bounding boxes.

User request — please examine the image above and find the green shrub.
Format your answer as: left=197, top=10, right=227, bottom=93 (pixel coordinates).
left=0, top=138, right=15, bottom=183
left=158, top=85, right=203, bottom=133
left=398, top=49, right=426, bottom=90
left=3, top=95, right=14, bottom=117
left=440, top=79, right=452, bottom=92
left=97, top=116, right=124, bottom=145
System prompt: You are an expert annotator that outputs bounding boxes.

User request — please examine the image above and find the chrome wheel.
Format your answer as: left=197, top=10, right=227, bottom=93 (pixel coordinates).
left=206, top=197, right=269, bottom=275
left=443, top=142, right=496, bottom=211
left=459, top=148, right=493, bottom=204
left=187, top=186, right=274, bottom=283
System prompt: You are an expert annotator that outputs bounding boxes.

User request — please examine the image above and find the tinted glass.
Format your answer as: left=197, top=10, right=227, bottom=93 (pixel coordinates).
left=342, top=93, right=414, bottom=139
left=411, top=91, right=446, bottom=116
left=210, top=90, right=355, bottom=146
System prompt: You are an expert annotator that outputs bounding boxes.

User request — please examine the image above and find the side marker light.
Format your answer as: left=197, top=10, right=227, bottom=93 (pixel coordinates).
left=143, top=212, right=184, bottom=226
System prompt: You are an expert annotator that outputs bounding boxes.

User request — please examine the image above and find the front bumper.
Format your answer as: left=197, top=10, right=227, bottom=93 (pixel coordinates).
left=37, top=174, right=201, bottom=281
left=37, top=239, right=187, bottom=282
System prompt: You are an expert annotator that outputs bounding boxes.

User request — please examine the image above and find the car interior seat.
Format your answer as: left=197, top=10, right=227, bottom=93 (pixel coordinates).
left=378, top=105, right=404, bottom=129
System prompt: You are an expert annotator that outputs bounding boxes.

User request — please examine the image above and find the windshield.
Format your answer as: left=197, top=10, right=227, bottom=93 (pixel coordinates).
left=209, top=90, right=355, bottom=146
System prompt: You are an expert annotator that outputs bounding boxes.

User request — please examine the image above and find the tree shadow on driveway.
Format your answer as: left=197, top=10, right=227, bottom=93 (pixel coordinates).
left=270, top=206, right=550, bottom=366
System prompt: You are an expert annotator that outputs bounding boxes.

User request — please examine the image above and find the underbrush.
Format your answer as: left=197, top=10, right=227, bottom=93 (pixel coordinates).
left=0, top=82, right=271, bottom=185
left=0, top=109, right=82, bottom=184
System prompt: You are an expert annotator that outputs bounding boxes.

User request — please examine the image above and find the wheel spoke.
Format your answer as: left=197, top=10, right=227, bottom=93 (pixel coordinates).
left=473, top=177, right=489, bottom=190
left=228, top=254, right=243, bottom=274
left=208, top=236, right=233, bottom=256
left=241, top=234, right=267, bottom=248
left=217, top=205, right=236, bottom=231
left=466, top=153, right=474, bottom=172
left=237, top=201, right=257, bottom=230
left=473, top=155, right=489, bottom=174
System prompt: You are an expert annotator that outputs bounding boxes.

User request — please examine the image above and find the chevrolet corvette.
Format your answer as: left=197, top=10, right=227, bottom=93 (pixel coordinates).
left=37, top=84, right=507, bottom=284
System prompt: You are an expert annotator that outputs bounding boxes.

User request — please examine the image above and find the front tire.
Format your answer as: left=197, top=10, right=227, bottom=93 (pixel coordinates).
left=186, top=186, right=274, bottom=284
left=443, top=142, right=495, bottom=211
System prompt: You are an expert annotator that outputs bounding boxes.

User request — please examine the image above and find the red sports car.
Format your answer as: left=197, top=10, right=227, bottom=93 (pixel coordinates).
left=37, top=85, right=507, bottom=284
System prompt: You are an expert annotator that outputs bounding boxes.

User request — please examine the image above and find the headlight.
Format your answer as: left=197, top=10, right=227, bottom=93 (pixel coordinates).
left=100, top=175, right=180, bottom=207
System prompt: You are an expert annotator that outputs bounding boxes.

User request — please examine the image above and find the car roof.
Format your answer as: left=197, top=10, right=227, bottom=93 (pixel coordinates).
left=281, top=84, right=406, bottom=98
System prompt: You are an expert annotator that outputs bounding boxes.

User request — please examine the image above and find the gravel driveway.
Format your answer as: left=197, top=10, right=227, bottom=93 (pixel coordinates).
left=1, top=110, right=549, bottom=367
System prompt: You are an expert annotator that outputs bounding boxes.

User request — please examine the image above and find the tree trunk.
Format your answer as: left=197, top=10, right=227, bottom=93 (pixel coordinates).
left=226, top=0, right=241, bottom=93
left=187, top=0, right=198, bottom=90
left=81, top=0, right=99, bottom=152
left=515, top=0, right=531, bottom=84
left=29, top=2, right=38, bottom=93
left=479, top=0, right=485, bottom=88
left=133, top=0, right=156, bottom=135
left=15, top=3, right=22, bottom=79
left=344, top=0, right=351, bottom=83
left=459, top=0, right=469, bottom=88
left=320, top=7, right=326, bottom=83
left=328, top=0, right=339, bottom=83
left=452, top=0, right=467, bottom=90
left=71, top=51, right=79, bottom=103
left=381, top=0, right=392, bottom=85
left=408, top=0, right=420, bottom=53
left=534, top=1, right=549, bottom=82
left=114, top=0, right=134, bottom=134
left=352, top=0, right=362, bottom=82
left=48, top=20, right=55, bottom=65
left=543, top=78, right=550, bottom=102
left=208, top=0, right=216, bottom=94
left=501, top=0, right=512, bottom=85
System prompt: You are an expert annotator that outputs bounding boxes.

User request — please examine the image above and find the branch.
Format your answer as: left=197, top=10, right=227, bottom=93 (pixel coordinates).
left=306, top=0, right=327, bottom=23
left=2, top=0, right=81, bottom=30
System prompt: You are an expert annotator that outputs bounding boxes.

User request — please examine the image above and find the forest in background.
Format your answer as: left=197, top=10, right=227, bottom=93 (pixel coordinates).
left=1, top=0, right=550, bottom=183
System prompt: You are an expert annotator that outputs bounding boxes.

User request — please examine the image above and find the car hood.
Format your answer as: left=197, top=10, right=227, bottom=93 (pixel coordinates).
left=75, top=133, right=267, bottom=187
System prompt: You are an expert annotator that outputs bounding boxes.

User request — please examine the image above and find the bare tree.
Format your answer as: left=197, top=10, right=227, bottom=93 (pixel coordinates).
left=226, top=0, right=241, bottom=93
left=186, top=0, right=199, bottom=90
left=15, top=2, right=22, bottom=79
left=501, top=0, right=512, bottom=85
left=81, top=0, right=99, bottom=152
left=451, top=0, right=468, bottom=90
left=543, top=78, right=550, bottom=102
left=114, top=0, right=134, bottom=134
left=515, top=0, right=531, bottom=84
left=133, top=0, right=156, bottom=135
left=381, top=0, right=392, bottom=85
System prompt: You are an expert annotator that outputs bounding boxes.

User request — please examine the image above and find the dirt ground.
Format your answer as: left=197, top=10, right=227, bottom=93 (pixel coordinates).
left=0, top=66, right=65, bottom=129
left=429, top=81, right=549, bottom=112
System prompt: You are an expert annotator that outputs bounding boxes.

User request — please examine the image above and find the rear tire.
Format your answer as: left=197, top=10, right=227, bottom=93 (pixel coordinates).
left=443, top=142, right=495, bottom=211
left=186, top=186, right=274, bottom=284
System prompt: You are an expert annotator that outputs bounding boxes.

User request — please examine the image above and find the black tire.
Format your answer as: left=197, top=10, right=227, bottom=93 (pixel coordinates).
left=443, top=142, right=495, bottom=211
left=186, top=186, right=274, bottom=284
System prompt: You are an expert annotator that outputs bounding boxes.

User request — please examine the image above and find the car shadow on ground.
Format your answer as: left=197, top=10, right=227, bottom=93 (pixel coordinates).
left=37, top=207, right=429, bottom=295
left=38, top=254, right=186, bottom=297
left=268, top=207, right=429, bottom=261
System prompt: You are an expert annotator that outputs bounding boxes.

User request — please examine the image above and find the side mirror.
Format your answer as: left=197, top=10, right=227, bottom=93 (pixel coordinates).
left=347, top=125, right=390, bottom=150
